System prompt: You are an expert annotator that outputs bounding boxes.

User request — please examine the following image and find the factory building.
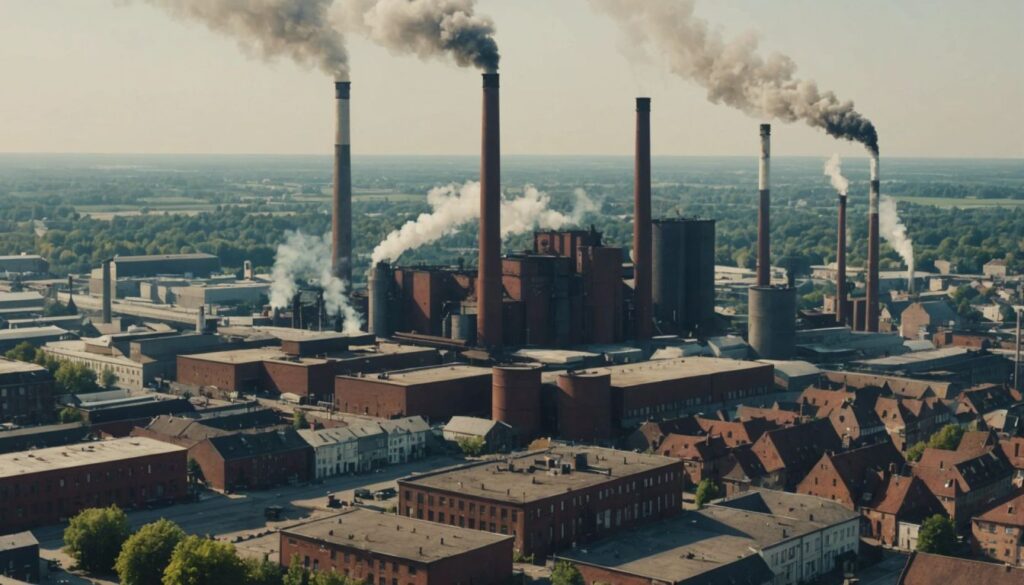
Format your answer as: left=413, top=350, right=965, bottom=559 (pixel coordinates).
left=652, top=218, right=717, bottom=337
left=280, top=509, right=513, bottom=585
left=0, top=437, right=187, bottom=533
left=397, top=445, right=683, bottom=559
left=334, top=365, right=492, bottom=422
left=0, top=358, right=55, bottom=426
left=0, top=254, right=49, bottom=275
left=89, top=253, right=220, bottom=282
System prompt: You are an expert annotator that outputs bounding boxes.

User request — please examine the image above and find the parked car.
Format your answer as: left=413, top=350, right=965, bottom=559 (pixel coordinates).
left=374, top=488, right=397, bottom=500
left=354, top=488, right=372, bottom=500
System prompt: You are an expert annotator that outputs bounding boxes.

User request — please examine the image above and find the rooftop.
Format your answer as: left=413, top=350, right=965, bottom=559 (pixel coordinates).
left=540, top=357, right=769, bottom=388
left=0, top=326, right=68, bottom=341
left=0, top=358, right=47, bottom=375
left=0, top=531, right=37, bottom=552
left=282, top=509, right=511, bottom=563
left=114, top=253, right=217, bottom=263
left=0, top=437, right=184, bottom=478
left=898, top=551, right=1024, bottom=585
left=399, top=445, right=679, bottom=504
left=340, top=364, right=491, bottom=386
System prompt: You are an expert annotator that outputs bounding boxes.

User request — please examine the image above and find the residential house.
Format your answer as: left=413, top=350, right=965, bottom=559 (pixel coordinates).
left=719, top=444, right=769, bottom=496
left=347, top=420, right=389, bottom=471
left=796, top=441, right=905, bottom=509
left=897, top=551, right=1024, bottom=585
left=749, top=419, right=843, bottom=490
left=379, top=416, right=430, bottom=464
left=900, top=301, right=960, bottom=339
left=624, top=416, right=702, bottom=452
left=0, top=531, right=38, bottom=584
left=1000, top=436, right=1024, bottom=487
left=971, top=491, right=1024, bottom=567
left=912, top=446, right=1014, bottom=528
left=297, top=427, right=359, bottom=479
left=983, top=259, right=1009, bottom=280
left=861, top=473, right=945, bottom=549
left=187, top=427, right=312, bottom=492
left=442, top=416, right=514, bottom=453
left=658, top=433, right=731, bottom=490
left=874, top=396, right=953, bottom=451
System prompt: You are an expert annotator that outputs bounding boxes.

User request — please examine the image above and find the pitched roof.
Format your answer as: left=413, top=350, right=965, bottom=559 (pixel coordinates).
left=443, top=416, right=510, bottom=437
left=659, top=434, right=731, bottom=462
left=864, top=474, right=940, bottom=519
left=999, top=437, right=1024, bottom=470
left=207, top=427, right=309, bottom=461
left=898, top=551, right=1024, bottom=585
left=695, top=417, right=774, bottom=447
left=957, top=430, right=999, bottom=453
left=735, top=404, right=803, bottom=426
left=754, top=418, right=842, bottom=476
left=826, top=441, right=905, bottom=504
left=914, top=447, right=1013, bottom=497
left=143, top=415, right=233, bottom=446
left=974, top=490, right=1024, bottom=527
left=720, top=444, right=767, bottom=483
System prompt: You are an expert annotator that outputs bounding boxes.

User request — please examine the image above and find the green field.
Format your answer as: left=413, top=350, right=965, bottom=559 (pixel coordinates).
left=891, top=195, right=1024, bottom=209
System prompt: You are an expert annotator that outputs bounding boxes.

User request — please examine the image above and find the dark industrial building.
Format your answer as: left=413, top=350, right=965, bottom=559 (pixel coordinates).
left=0, top=531, right=39, bottom=584
left=652, top=218, right=716, bottom=337
left=0, top=422, right=90, bottom=455
left=335, top=365, right=492, bottom=422
left=0, top=358, right=55, bottom=426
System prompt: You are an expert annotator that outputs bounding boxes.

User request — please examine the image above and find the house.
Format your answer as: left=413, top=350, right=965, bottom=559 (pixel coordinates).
left=695, top=417, right=775, bottom=447
left=799, top=387, right=887, bottom=447
left=442, top=416, right=514, bottom=453
left=378, top=416, right=430, bottom=464
left=999, top=436, right=1024, bottom=486
left=735, top=404, right=804, bottom=426
left=796, top=441, right=905, bottom=509
left=749, top=419, right=843, bottom=490
left=971, top=490, right=1024, bottom=567
left=861, top=473, right=945, bottom=549
left=187, top=427, right=312, bottom=492
left=900, top=301, right=960, bottom=339
left=658, top=433, right=731, bottom=489
left=912, top=446, right=1014, bottom=527
left=897, top=551, right=1024, bottom=585
left=624, top=416, right=702, bottom=452
left=874, top=396, right=953, bottom=451
left=955, top=384, right=1021, bottom=422
left=983, top=259, right=1009, bottom=280
left=297, top=427, right=359, bottom=479
left=719, top=444, right=768, bottom=496
left=346, top=420, right=389, bottom=472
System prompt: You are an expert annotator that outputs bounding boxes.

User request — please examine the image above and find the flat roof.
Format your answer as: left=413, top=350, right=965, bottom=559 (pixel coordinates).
left=0, top=326, right=67, bottom=340
left=43, top=340, right=138, bottom=367
left=400, top=445, right=679, bottom=504
left=0, top=437, right=184, bottom=478
left=282, top=509, right=511, bottom=563
left=340, top=364, right=490, bottom=386
left=0, top=358, right=47, bottom=375
left=541, top=357, right=769, bottom=388
left=856, top=346, right=970, bottom=367
left=0, top=531, right=37, bottom=552
left=115, top=253, right=217, bottom=262
left=181, top=347, right=305, bottom=365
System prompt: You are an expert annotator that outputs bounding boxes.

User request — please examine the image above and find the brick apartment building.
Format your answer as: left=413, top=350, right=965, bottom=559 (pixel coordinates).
left=335, top=365, right=492, bottom=422
left=797, top=441, right=905, bottom=508
left=0, top=357, right=55, bottom=425
left=971, top=491, right=1024, bottom=567
left=280, top=509, right=513, bottom=585
left=0, top=437, right=186, bottom=532
left=898, top=551, right=1024, bottom=585
left=874, top=396, right=953, bottom=451
left=398, top=445, right=683, bottom=559
left=749, top=419, right=843, bottom=490
left=912, top=446, right=1014, bottom=527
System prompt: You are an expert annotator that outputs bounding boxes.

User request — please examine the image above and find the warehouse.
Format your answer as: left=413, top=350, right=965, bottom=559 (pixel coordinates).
left=335, top=364, right=492, bottom=421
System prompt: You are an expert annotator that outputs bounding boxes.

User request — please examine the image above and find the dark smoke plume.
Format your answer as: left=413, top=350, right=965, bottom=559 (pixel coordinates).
left=340, top=0, right=500, bottom=72
left=592, top=0, right=878, bottom=153
left=139, top=0, right=350, bottom=80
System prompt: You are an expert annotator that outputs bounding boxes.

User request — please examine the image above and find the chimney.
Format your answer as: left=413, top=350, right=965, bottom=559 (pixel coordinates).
left=66, top=274, right=76, bottom=313
left=756, top=124, right=771, bottom=287
left=101, top=259, right=112, bottom=324
left=633, top=97, right=653, bottom=339
left=332, top=81, right=352, bottom=283
left=866, top=153, right=880, bottom=331
left=196, top=305, right=205, bottom=334
left=243, top=260, right=253, bottom=280
left=292, top=293, right=302, bottom=329
left=836, top=193, right=848, bottom=325
left=477, top=72, right=502, bottom=348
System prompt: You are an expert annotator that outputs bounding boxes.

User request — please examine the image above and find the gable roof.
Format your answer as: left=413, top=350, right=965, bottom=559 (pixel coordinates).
left=206, top=427, right=309, bottom=460
left=754, top=419, right=842, bottom=476
left=914, top=447, right=1012, bottom=497
left=659, top=434, right=731, bottom=462
left=444, top=416, right=510, bottom=437
left=825, top=441, right=905, bottom=504
left=898, top=551, right=1024, bottom=585
left=864, top=474, right=940, bottom=519
left=975, top=490, right=1024, bottom=527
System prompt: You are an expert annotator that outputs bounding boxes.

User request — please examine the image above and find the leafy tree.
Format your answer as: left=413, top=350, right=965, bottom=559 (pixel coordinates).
left=54, top=361, right=99, bottom=394
left=927, top=424, right=965, bottom=451
left=115, top=519, right=186, bottom=585
left=906, top=441, right=927, bottom=462
left=283, top=557, right=309, bottom=585
left=694, top=479, right=720, bottom=508
left=551, top=560, right=585, bottom=585
left=312, top=570, right=362, bottom=585
left=161, top=536, right=247, bottom=585
left=187, top=457, right=205, bottom=486
left=457, top=436, right=486, bottom=457
left=101, top=368, right=118, bottom=390
left=33, top=351, right=61, bottom=374
left=292, top=409, right=308, bottom=430
left=243, top=556, right=284, bottom=585
left=917, top=514, right=957, bottom=555
left=63, top=505, right=131, bottom=573
left=4, top=341, right=37, bottom=362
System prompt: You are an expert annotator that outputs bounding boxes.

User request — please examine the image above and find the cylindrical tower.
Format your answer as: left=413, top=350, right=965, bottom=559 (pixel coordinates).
left=756, top=124, right=771, bottom=287
left=633, top=97, right=653, bottom=340
left=368, top=261, right=392, bottom=337
left=332, top=81, right=352, bottom=283
left=477, top=73, right=502, bottom=348
left=836, top=194, right=848, bottom=325
left=748, top=286, right=796, bottom=359
left=556, top=369, right=613, bottom=443
left=866, top=153, right=881, bottom=331
left=492, top=363, right=543, bottom=442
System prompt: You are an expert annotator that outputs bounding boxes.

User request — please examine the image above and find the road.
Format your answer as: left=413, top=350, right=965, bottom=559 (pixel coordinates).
left=33, top=455, right=463, bottom=584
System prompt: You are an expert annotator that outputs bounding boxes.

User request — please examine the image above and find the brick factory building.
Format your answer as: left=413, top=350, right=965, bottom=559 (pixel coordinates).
left=335, top=365, right=492, bottom=421
left=397, top=445, right=683, bottom=559
left=0, top=437, right=186, bottom=532
left=0, top=357, right=55, bottom=426
left=280, top=508, right=513, bottom=585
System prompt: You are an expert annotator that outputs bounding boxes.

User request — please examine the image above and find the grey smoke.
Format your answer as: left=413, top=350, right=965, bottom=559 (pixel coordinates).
left=270, top=231, right=362, bottom=334
left=592, top=0, right=878, bottom=154
left=339, top=0, right=500, bottom=72
left=138, top=0, right=349, bottom=79
left=824, top=154, right=849, bottom=196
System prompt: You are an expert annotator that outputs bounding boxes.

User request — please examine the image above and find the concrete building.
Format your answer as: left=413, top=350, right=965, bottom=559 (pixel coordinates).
left=42, top=338, right=149, bottom=390
left=335, top=365, right=492, bottom=422
left=398, top=445, right=683, bottom=559
left=0, top=326, right=72, bottom=355
left=983, top=258, right=1009, bottom=280
left=0, top=358, right=55, bottom=426
left=971, top=491, right=1024, bottom=567
left=852, top=347, right=1012, bottom=388
left=0, top=531, right=38, bottom=584
left=279, top=509, right=513, bottom=585
left=0, top=255, right=48, bottom=275
left=97, top=253, right=221, bottom=280
left=558, top=490, right=860, bottom=585
left=0, top=437, right=186, bottom=532
left=0, top=292, right=45, bottom=313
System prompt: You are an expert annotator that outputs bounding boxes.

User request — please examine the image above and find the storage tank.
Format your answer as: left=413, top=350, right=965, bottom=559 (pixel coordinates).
left=492, top=363, right=543, bottom=442
left=368, top=261, right=392, bottom=337
left=557, top=368, right=613, bottom=443
left=684, top=218, right=716, bottom=336
left=748, top=286, right=796, bottom=359
left=652, top=219, right=687, bottom=332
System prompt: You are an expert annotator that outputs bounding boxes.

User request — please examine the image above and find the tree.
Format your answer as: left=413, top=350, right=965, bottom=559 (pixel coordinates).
left=161, top=536, right=247, bottom=585
left=551, top=560, right=585, bottom=585
left=115, top=519, right=186, bottom=585
left=243, top=556, right=284, bottom=585
left=457, top=436, right=486, bottom=457
left=694, top=479, right=720, bottom=508
left=917, top=514, right=957, bottom=555
left=101, top=368, right=118, bottom=390
left=187, top=457, right=205, bottom=486
left=54, top=361, right=99, bottom=394
left=4, top=341, right=37, bottom=362
left=292, top=409, right=308, bottom=431
left=282, top=557, right=309, bottom=585
left=63, top=505, right=131, bottom=574
left=906, top=441, right=927, bottom=462
left=927, top=424, right=965, bottom=451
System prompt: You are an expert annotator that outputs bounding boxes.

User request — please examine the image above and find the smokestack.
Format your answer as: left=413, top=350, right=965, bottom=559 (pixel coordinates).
left=477, top=73, right=502, bottom=348
left=866, top=154, right=880, bottom=331
left=316, top=290, right=325, bottom=331
left=101, top=259, right=112, bottom=324
left=756, top=124, right=771, bottom=287
left=836, top=194, right=848, bottom=325
left=332, top=81, right=352, bottom=284
left=292, top=293, right=302, bottom=329
left=369, top=261, right=392, bottom=338
left=633, top=97, right=653, bottom=340
left=196, top=305, right=205, bottom=334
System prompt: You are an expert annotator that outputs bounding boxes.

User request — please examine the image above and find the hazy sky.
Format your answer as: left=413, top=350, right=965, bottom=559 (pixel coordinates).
left=1, top=0, right=1021, bottom=157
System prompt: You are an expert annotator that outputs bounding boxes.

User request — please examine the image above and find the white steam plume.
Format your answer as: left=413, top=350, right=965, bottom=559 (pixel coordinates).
left=824, top=154, right=849, bottom=196
left=270, top=231, right=362, bottom=334
left=879, top=196, right=915, bottom=279
left=591, top=0, right=878, bottom=153
left=138, top=0, right=350, bottom=79
left=371, top=183, right=599, bottom=264
left=338, top=0, right=500, bottom=72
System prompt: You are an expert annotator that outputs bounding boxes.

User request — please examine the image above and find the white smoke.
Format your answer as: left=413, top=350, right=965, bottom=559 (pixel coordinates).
left=879, top=196, right=915, bottom=280
left=269, top=231, right=362, bottom=334
left=823, top=154, right=849, bottom=196
left=371, top=183, right=599, bottom=264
